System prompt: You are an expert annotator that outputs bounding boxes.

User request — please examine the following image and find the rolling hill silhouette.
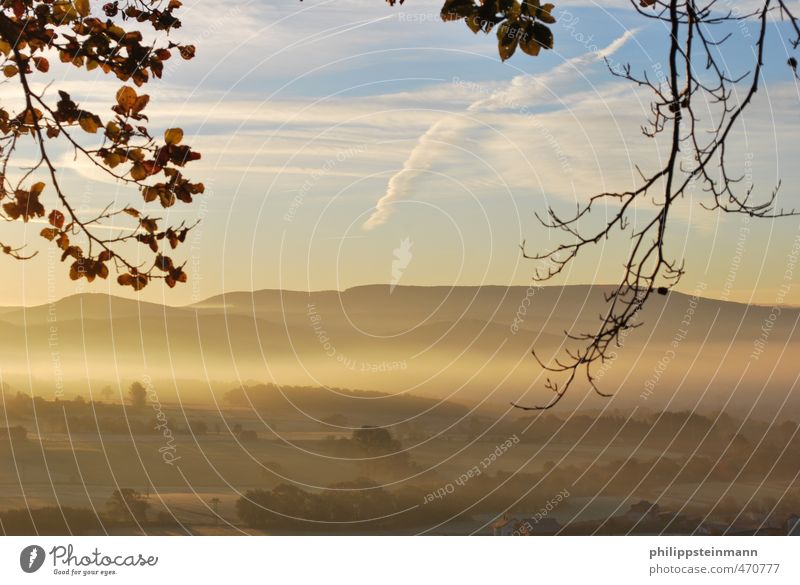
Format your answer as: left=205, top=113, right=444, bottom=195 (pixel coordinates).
left=1, top=285, right=796, bottom=417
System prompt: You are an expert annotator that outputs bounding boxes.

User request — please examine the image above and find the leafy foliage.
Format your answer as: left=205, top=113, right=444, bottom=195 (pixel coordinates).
left=106, top=488, right=150, bottom=522
left=237, top=479, right=398, bottom=528
left=387, top=0, right=556, bottom=61
left=0, top=0, right=201, bottom=290
left=128, top=380, right=147, bottom=408
left=0, top=506, right=103, bottom=535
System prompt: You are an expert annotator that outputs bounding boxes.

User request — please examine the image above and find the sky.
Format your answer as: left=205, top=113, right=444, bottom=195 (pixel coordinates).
left=1, top=0, right=800, bottom=307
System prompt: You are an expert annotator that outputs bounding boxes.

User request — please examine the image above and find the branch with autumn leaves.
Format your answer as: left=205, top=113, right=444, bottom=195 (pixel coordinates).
left=386, top=0, right=557, bottom=61
left=0, top=0, right=202, bottom=291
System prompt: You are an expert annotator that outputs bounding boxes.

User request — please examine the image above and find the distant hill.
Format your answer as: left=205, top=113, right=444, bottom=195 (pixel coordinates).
left=0, top=285, right=797, bottom=418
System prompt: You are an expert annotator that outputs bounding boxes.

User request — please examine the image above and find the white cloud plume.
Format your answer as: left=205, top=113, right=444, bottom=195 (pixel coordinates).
left=362, top=29, right=639, bottom=229
left=362, top=117, right=470, bottom=229
left=468, top=28, right=639, bottom=112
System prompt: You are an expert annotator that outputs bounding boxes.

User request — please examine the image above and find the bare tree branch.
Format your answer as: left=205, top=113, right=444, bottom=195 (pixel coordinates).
left=513, top=0, right=800, bottom=410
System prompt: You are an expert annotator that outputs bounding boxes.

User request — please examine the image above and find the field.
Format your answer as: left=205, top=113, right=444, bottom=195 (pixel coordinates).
left=2, top=387, right=798, bottom=535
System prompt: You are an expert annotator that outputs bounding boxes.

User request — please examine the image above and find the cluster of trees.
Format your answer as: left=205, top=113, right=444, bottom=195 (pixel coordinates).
left=0, top=388, right=257, bottom=440
left=511, top=411, right=799, bottom=453
left=1, top=391, right=152, bottom=434
left=0, top=506, right=102, bottom=536
left=224, top=384, right=467, bottom=422
left=106, top=488, right=150, bottom=523
left=235, top=470, right=573, bottom=533
left=237, top=429, right=800, bottom=532
left=0, top=487, right=150, bottom=535
left=236, top=480, right=398, bottom=529
left=1, top=381, right=148, bottom=414
left=558, top=493, right=800, bottom=535
left=320, top=426, right=414, bottom=478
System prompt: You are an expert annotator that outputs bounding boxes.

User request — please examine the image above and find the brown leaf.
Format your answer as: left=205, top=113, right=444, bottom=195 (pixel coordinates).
left=164, top=128, right=184, bottom=145
left=69, top=260, right=85, bottom=281
left=56, top=233, right=70, bottom=250
left=33, top=57, right=50, bottom=73
left=40, top=228, right=59, bottom=241
left=79, top=114, right=101, bottom=134
left=140, top=217, right=158, bottom=233
left=75, top=0, right=90, bottom=17
left=48, top=209, right=65, bottom=228
left=116, top=86, right=138, bottom=112
left=130, top=163, right=147, bottom=181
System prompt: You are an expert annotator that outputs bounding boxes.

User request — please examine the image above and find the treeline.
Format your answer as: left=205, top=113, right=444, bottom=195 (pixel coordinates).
left=0, top=392, right=248, bottom=438
left=316, top=426, right=416, bottom=478
left=237, top=480, right=395, bottom=528
left=0, top=488, right=160, bottom=536
left=503, top=411, right=799, bottom=453
left=223, top=383, right=468, bottom=423
left=1, top=392, right=134, bottom=427
left=0, top=506, right=102, bottom=535
left=236, top=480, right=491, bottom=532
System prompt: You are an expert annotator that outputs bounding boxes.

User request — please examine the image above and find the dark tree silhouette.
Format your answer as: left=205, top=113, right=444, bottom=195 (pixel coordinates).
left=127, top=380, right=147, bottom=408
left=351, top=425, right=412, bottom=476
left=0, top=0, right=202, bottom=290
left=352, top=425, right=398, bottom=455
left=1, top=506, right=101, bottom=535
left=106, top=488, right=149, bottom=523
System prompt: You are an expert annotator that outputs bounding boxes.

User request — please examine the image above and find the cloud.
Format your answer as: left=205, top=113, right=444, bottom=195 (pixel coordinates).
left=362, top=117, right=470, bottom=229
left=468, top=27, right=639, bottom=112
left=362, top=29, right=639, bottom=229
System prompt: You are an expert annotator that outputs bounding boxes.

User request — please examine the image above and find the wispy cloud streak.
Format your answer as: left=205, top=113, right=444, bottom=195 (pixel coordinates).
left=362, top=29, right=638, bottom=229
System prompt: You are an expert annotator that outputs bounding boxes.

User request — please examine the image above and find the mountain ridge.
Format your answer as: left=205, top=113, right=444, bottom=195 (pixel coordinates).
left=0, top=283, right=785, bottom=312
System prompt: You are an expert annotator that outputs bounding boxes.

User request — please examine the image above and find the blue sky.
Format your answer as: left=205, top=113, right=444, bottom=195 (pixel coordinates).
left=2, top=0, right=799, bottom=306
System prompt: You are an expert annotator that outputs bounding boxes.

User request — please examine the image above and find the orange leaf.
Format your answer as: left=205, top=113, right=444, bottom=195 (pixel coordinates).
left=164, top=128, right=183, bottom=145
left=40, top=228, right=59, bottom=241
left=116, top=86, right=138, bottom=112
left=48, top=209, right=65, bottom=228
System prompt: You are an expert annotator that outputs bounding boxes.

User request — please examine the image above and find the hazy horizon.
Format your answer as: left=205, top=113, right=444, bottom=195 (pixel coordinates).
left=3, top=281, right=797, bottom=309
